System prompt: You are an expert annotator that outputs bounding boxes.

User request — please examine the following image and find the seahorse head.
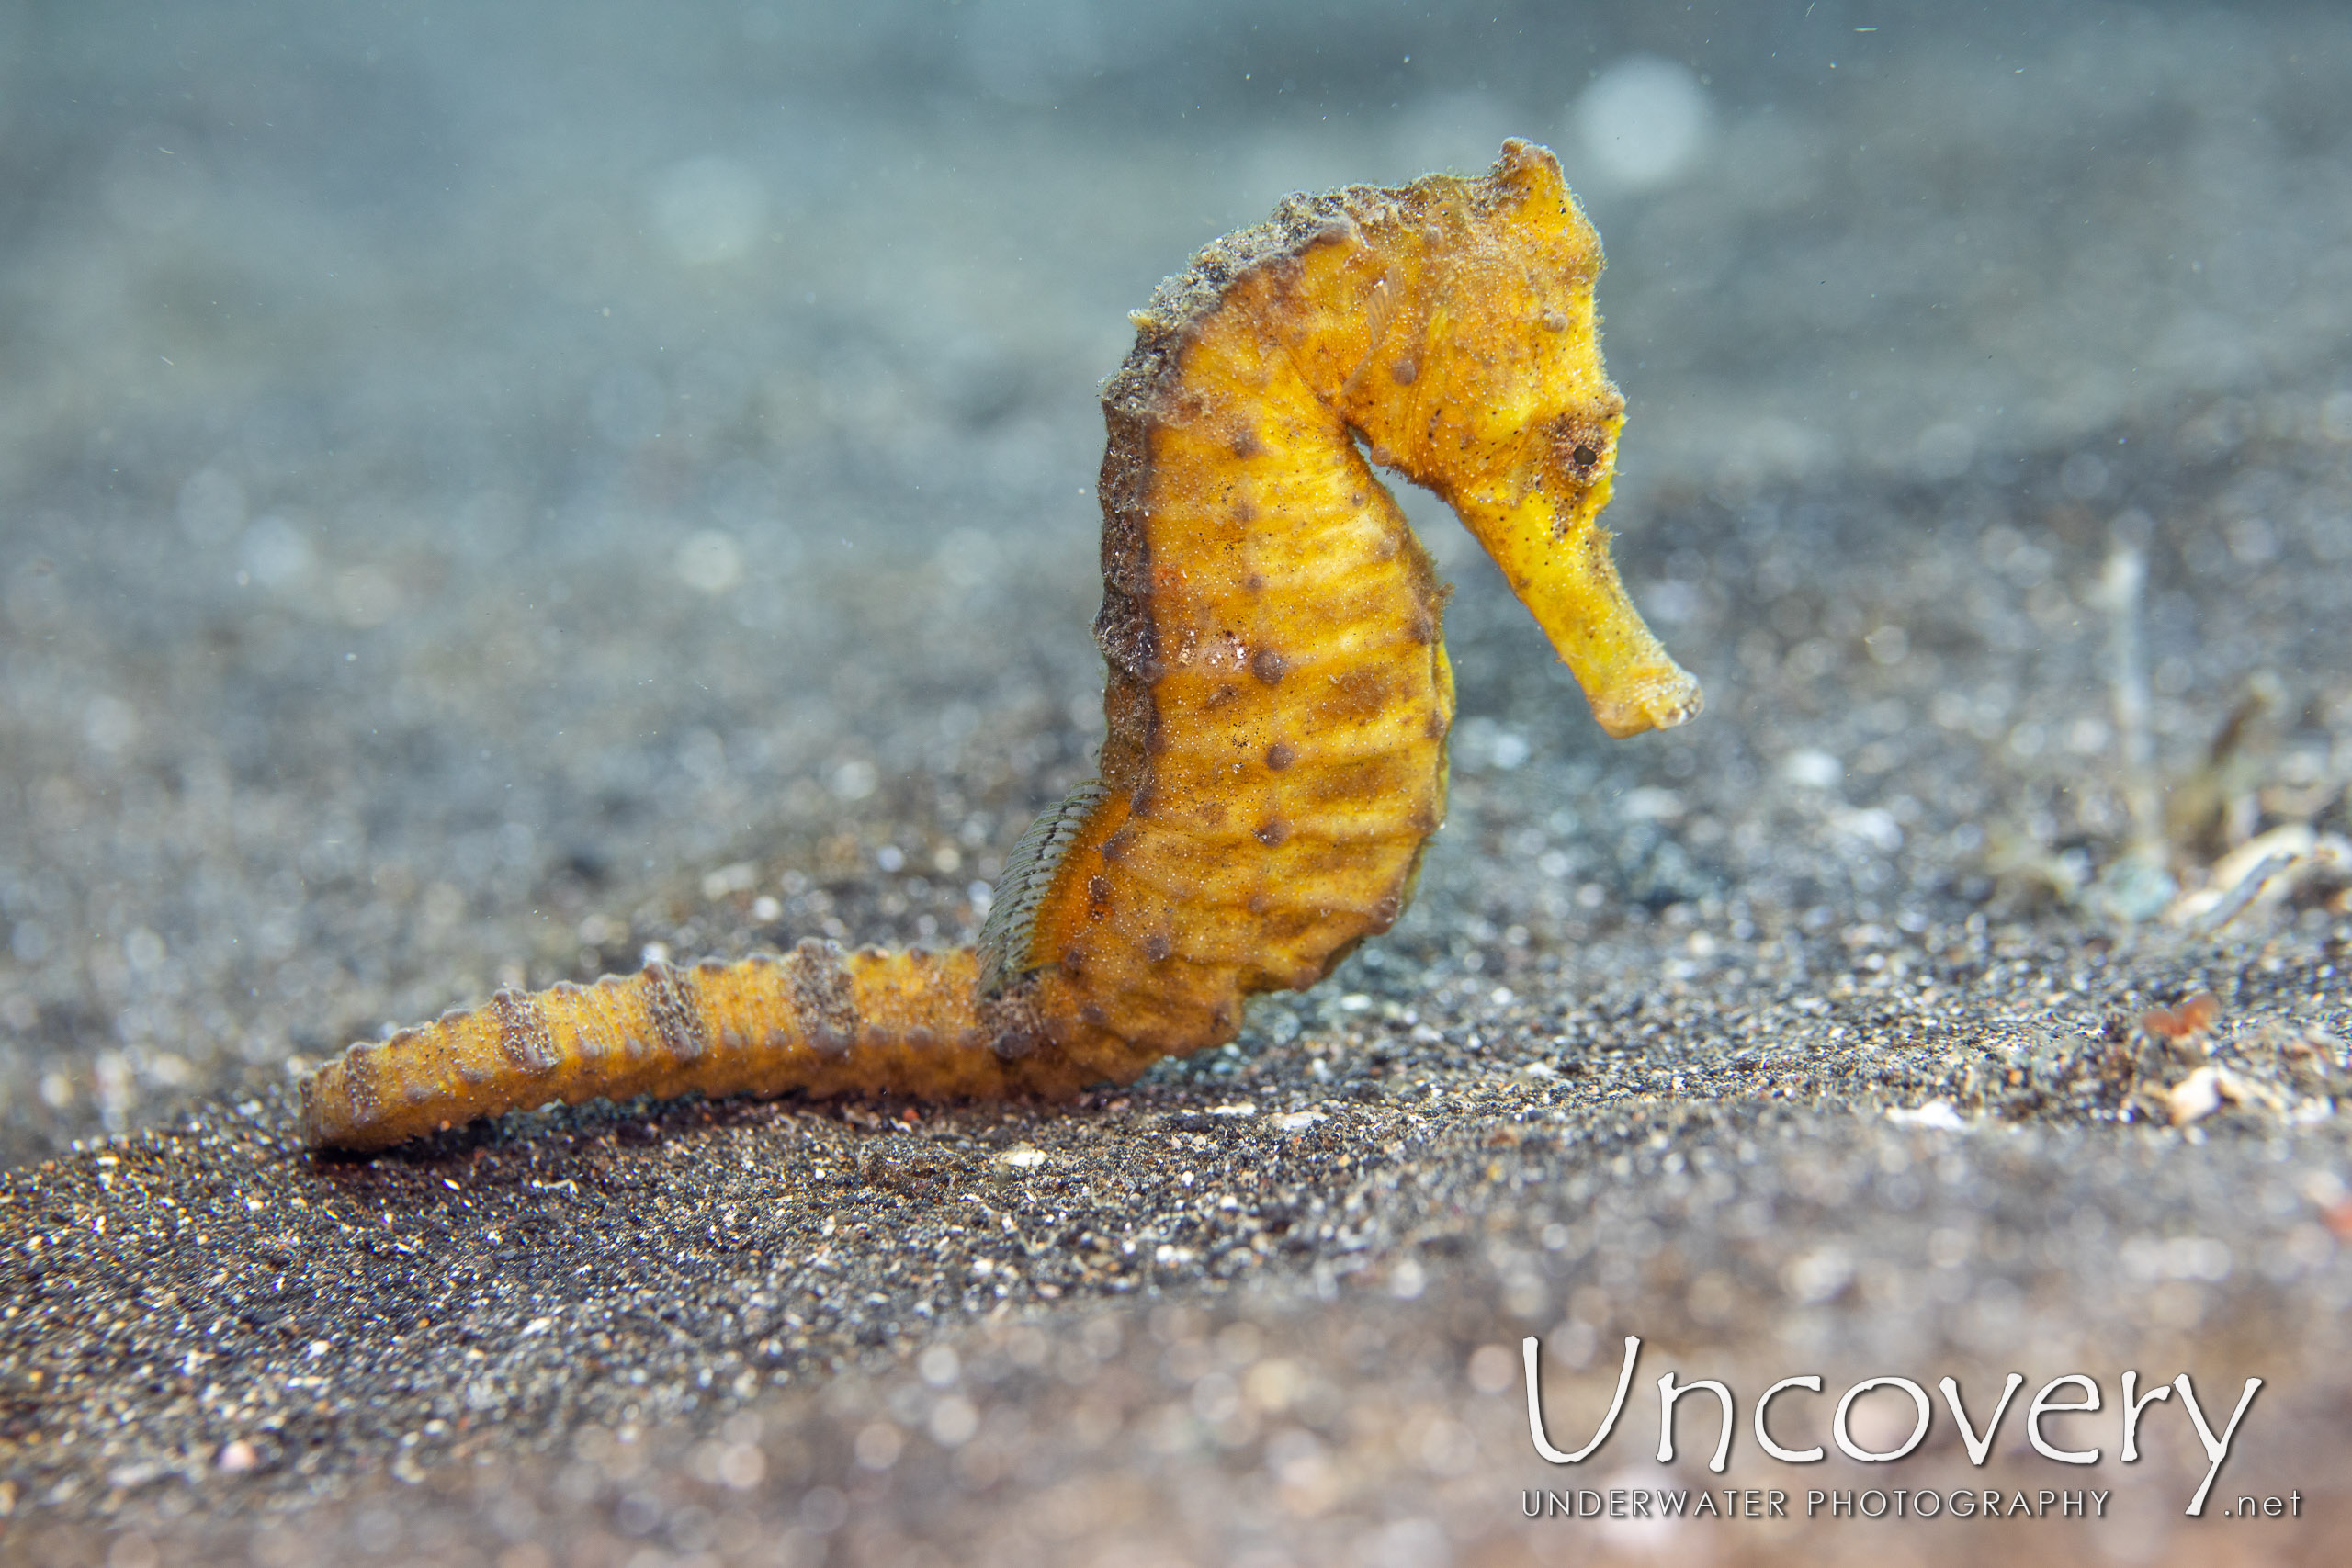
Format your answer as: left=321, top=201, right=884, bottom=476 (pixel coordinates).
left=1329, top=141, right=1702, bottom=739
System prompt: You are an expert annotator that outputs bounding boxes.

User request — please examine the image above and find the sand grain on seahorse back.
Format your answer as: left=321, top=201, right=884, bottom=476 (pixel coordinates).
left=300, top=140, right=1700, bottom=1152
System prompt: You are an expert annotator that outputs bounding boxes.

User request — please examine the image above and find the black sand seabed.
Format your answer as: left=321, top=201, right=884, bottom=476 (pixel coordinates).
left=4, top=6, right=2351, bottom=1565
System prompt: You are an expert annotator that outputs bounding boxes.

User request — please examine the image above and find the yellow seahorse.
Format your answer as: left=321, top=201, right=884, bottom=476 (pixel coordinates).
left=300, top=140, right=1701, bottom=1151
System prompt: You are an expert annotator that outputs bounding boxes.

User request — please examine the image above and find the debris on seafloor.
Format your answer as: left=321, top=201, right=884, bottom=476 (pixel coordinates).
left=2141, top=989, right=2221, bottom=1047
left=2085, top=535, right=2177, bottom=922
left=2162, top=1063, right=2283, bottom=1126
left=1884, top=1098, right=1968, bottom=1131
left=2123, top=987, right=2344, bottom=1128
left=2007, top=526, right=2351, bottom=930
left=2167, top=820, right=2350, bottom=931
left=1905, top=977, right=2343, bottom=1134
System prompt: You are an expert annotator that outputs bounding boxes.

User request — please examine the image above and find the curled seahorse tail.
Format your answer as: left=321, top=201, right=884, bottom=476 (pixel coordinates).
left=298, top=936, right=1141, bottom=1151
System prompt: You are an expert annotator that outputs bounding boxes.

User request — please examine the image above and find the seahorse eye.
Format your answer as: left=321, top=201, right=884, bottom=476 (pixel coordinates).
left=1549, top=415, right=1609, bottom=482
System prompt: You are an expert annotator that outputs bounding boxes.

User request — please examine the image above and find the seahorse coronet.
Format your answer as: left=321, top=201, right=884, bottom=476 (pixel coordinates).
left=297, top=139, right=1699, bottom=1153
